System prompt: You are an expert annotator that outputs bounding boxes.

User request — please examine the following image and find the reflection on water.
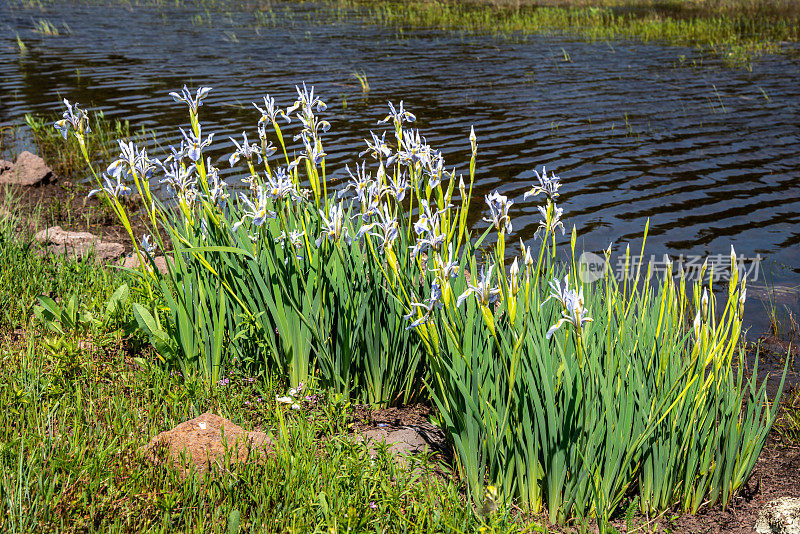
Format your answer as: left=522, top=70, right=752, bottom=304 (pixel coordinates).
left=1, top=1, right=799, bottom=332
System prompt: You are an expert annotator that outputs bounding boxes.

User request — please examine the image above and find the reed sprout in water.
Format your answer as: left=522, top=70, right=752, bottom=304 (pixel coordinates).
left=15, top=34, right=27, bottom=53
left=352, top=70, right=370, bottom=93
left=31, top=18, right=69, bottom=36
left=54, top=84, right=786, bottom=527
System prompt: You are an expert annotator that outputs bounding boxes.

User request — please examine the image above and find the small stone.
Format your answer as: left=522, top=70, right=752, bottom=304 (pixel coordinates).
left=122, top=254, right=169, bottom=274
left=357, top=428, right=428, bottom=455
left=43, top=241, right=125, bottom=263
left=141, top=412, right=274, bottom=478
left=82, top=242, right=124, bottom=262
left=0, top=151, right=53, bottom=186
left=354, top=426, right=437, bottom=469
left=35, top=225, right=97, bottom=246
left=755, top=497, right=800, bottom=534
left=35, top=226, right=125, bottom=263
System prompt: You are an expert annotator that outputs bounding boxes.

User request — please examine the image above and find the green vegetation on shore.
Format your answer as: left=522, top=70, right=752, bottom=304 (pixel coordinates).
left=776, top=386, right=800, bottom=441
left=9, top=0, right=800, bottom=65
left=38, top=81, right=785, bottom=531
left=0, top=201, right=118, bottom=333
left=352, top=0, right=799, bottom=64
left=0, top=208, right=530, bottom=533
left=1, top=187, right=797, bottom=532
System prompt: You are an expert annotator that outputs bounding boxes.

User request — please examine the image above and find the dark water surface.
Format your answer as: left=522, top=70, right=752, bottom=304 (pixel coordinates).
left=2, top=1, right=799, bottom=332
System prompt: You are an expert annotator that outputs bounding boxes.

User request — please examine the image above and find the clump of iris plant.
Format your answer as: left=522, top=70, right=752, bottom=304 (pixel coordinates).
left=55, top=84, right=762, bottom=529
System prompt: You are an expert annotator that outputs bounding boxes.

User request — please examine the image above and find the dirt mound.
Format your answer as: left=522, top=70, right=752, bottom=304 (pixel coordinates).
left=142, top=412, right=274, bottom=478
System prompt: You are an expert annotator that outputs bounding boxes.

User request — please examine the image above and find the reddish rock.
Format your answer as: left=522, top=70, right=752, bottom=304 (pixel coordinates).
left=142, top=412, right=274, bottom=478
left=0, top=151, right=53, bottom=186
left=43, top=241, right=125, bottom=263
left=122, top=254, right=170, bottom=274
left=35, top=226, right=124, bottom=263
left=35, top=225, right=97, bottom=246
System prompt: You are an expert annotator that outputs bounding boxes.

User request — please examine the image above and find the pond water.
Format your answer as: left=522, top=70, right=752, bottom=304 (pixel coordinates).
left=1, top=1, right=799, bottom=333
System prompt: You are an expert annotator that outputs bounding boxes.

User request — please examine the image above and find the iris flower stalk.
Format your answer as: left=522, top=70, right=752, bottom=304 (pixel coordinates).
left=56, top=101, right=162, bottom=295
left=456, top=264, right=502, bottom=336
left=170, top=86, right=214, bottom=201
left=456, top=128, right=478, bottom=252
left=254, top=94, right=292, bottom=171
left=542, top=274, right=593, bottom=361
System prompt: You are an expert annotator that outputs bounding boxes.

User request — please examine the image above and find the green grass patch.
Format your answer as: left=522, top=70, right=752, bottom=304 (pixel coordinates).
left=0, top=223, right=531, bottom=532
left=0, top=201, right=120, bottom=334
left=0, top=344, right=518, bottom=532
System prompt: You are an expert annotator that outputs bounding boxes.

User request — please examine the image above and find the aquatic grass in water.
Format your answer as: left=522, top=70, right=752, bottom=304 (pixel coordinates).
left=7, top=0, right=799, bottom=63
left=244, top=0, right=799, bottom=63
left=56, top=85, right=785, bottom=525
left=15, top=34, right=27, bottom=53
left=352, top=70, right=371, bottom=93
left=353, top=0, right=797, bottom=63
left=31, top=18, right=61, bottom=36
left=25, top=110, right=150, bottom=179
